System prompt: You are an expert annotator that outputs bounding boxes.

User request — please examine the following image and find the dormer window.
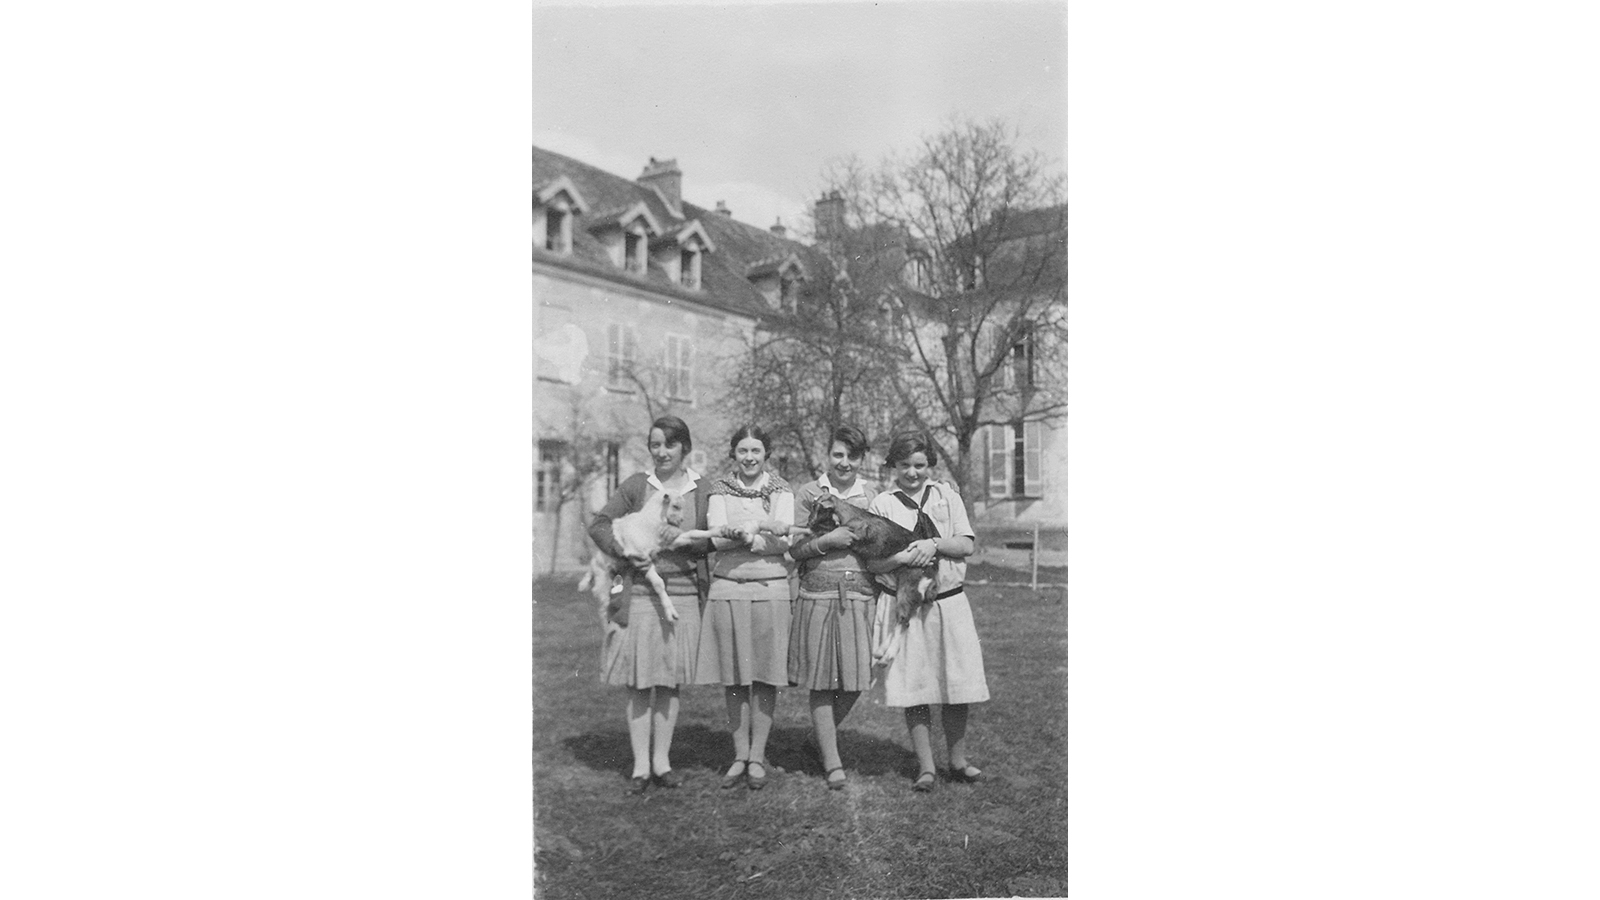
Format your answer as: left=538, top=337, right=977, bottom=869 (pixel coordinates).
left=746, top=253, right=808, bottom=312
left=650, top=220, right=714, bottom=290
left=585, top=202, right=662, bottom=273
left=964, top=254, right=986, bottom=290
left=534, top=177, right=588, bottom=257
left=544, top=206, right=570, bottom=253
left=780, top=273, right=800, bottom=313
left=903, top=253, right=932, bottom=291
left=624, top=231, right=645, bottom=273
left=680, top=247, right=701, bottom=289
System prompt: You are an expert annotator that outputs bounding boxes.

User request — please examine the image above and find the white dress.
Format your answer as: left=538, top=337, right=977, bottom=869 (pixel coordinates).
left=869, top=482, right=990, bottom=707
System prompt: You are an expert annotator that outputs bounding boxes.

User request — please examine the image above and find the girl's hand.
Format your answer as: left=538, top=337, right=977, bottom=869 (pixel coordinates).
left=905, top=539, right=938, bottom=567
left=625, top=551, right=653, bottom=570
left=815, top=526, right=855, bottom=552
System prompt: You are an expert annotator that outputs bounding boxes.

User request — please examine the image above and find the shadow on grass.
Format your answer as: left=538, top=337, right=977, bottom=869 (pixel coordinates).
left=562, top=723, right=917, bottom=778
left=561, top=724, right=727, bottom=776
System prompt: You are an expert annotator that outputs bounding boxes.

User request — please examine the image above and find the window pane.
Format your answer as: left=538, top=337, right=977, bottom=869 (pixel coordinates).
left=987, top=425, right=1009, bottom=497
left=1012, top=427, right=1026, bottom=496
left=1023, top=422, right=1044, bottom=496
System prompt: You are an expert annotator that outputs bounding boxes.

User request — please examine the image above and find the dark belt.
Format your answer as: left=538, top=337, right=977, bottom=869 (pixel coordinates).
left=879, top=585, right=964, bottom=602
left=799, top=569, right=871, bottom=592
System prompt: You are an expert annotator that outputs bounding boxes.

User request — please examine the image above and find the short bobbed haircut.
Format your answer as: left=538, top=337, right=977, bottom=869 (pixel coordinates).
left=830, top=425, right=871, bottom=460
left=648, top=415, right=693, bottom=453
left=726, top=423, right=773, bottom=459
left=885, top=431, right=939, bottom=468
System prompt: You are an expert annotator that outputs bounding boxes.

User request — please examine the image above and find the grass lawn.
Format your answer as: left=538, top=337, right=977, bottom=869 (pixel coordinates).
left=533, top=572, right=1068, bottom=900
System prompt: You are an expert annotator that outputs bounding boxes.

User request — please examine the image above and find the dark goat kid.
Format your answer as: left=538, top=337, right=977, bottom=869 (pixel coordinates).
left=805, top=493, right=939, bottom=623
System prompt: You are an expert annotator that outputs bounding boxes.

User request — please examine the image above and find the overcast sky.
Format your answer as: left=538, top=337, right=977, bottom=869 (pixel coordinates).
left=533, top=0, right=1066, bottom=233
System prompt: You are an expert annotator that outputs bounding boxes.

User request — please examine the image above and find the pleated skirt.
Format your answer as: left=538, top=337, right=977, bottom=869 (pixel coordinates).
left=788, top=587, right=878, bottom=693
left=879, top=590, right=991, bottom=707
left=694, top=576, right=790, bottom=687
left=599, top=577, right=702, bottom=690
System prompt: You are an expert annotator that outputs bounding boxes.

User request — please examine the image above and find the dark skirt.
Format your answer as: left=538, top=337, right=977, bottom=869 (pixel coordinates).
left=788, top=571, right=877, bottom=692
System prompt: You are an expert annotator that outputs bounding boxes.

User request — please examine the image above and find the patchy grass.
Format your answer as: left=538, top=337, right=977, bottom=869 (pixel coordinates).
left=533, top=569, right=1067, bottom=900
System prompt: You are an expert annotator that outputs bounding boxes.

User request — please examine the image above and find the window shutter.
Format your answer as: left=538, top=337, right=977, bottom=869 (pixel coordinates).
left=666, top=337, right=678, bottom=398
left=668, top=337, right=681, bottom=398
left=987, top=425, right=1010, bottom=498
left=658, top=339, right=672, bottom=397
left=1023, top=421, right=1044, bottom=497
left=682, top=340, right=693, bottom=399
left=998, top=328, right=1013, bottom=390
left=606, top=323, right=621, bottom=385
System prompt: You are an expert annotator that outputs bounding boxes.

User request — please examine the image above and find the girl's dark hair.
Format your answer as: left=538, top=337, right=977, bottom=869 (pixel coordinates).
left=649, top=415, right=693, bottom=452
left=831, top=425, right=870, bottom=459
left=885, top=431, right=939, bottom=467
left=726, top=423, right=773, bottom=459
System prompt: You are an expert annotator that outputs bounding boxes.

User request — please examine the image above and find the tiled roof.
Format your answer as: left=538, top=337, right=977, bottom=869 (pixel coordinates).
left=744, top=253, right=807, bottom=280
left=987, top=205, right=1067, bottom=244
left=533, top=145, right=828, bottom=318
left=952, top=205, right=1068, bottom=254
left=584, top=201, right=661, bottom=235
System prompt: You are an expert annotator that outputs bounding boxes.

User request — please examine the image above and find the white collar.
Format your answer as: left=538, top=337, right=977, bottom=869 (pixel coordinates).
left=648, top=467, right=700, bottom=495
left=819, top=472, right=866, bottom=500
left=893, top=483, right=935, bottom=506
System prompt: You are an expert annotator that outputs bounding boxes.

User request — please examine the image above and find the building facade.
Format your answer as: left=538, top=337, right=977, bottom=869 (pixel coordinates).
left=811, top=196, right=1069, bottom=560
left=533, top=146, right=827, bottom=573
left=534, top=145, right=1064, bottom=573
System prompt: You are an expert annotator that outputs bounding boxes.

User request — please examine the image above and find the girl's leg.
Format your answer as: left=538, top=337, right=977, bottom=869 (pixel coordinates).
left=748, top=682, right=777, bottom=764
left=810, top=690, right=844, bottom=771
left=626, top=688, right=652, bottom=779
left=649, top=686, right=680, bottom=775
left=942, top=703, right=973, bottom=771
left=724, top=685, right=752, bottom=776
left=832, top=690, right=861, bottom=727
left=904, top=705, right=936, bottom=777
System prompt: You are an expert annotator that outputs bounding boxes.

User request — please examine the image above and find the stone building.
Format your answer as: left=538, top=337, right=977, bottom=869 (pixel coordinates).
left=534, top=144, right=1065, bottom=573
left=533, top=146, right=827, bottom=573
left=810, top=196, right=1069, bottom=563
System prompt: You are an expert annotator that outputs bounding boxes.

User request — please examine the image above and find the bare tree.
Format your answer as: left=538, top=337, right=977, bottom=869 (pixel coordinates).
left=538, top=385, right=628, bottom=573
left=816, top=116, right=1067, bottom=497
left=716, top=263, right=901, bottom=480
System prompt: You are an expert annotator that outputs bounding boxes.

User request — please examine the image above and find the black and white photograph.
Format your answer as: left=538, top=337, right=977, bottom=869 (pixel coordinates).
left=532, top=2, right=1068, bottom=897
left=15, top=2, right=1600, bottom=898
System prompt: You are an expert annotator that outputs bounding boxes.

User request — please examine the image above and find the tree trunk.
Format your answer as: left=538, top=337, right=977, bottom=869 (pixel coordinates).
left=547, top=502, right=564, bottom=574
left=952, top=427, right=979, bottom=501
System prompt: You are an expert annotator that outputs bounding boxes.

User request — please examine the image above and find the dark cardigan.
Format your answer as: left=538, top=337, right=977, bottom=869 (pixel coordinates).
left=587, top=471, right=714, bottom=595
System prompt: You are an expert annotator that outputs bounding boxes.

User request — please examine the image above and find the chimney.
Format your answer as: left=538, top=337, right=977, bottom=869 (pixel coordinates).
left=815, top=190, right=845, bottom=242
left=769, top=217, right=787, bottom=238
left=637, top=157, right=682, bottom=209
left=714, top=200, right=733, bottom=217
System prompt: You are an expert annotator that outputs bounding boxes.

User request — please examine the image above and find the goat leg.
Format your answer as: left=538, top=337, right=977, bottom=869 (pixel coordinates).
left=642, top=564, right=679, bottom=622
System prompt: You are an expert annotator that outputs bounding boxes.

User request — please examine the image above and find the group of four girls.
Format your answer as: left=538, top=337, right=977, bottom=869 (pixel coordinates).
left=586, top=415, right=990, bottom=795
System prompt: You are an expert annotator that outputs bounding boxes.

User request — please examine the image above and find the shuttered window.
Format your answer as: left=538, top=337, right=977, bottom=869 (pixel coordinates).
left=607, top=323, right=637, bottom=389
left=664, top=334, right=693, bottom=401
left=604, top=441, right=620, bottom=494
left=1023, top=421, right=1043, bottom=497
left=988, top=422, right=1044, bottom=499
left=987, top=424, right=1010, bottom=498
left=536, top=440, right=566, bottom=512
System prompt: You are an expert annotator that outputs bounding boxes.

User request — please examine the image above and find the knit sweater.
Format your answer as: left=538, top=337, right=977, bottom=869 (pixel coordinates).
left=587, top=471, right=714, bottom=589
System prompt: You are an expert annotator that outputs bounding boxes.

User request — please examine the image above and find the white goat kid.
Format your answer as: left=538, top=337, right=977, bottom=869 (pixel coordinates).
left=579, top=491, right=720, bottom=625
